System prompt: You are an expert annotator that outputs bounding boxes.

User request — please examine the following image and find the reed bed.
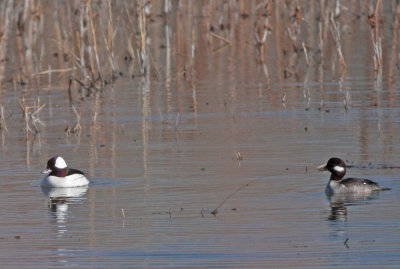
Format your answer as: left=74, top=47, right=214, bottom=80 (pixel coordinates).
left=0, top=0, right=398, bottom=138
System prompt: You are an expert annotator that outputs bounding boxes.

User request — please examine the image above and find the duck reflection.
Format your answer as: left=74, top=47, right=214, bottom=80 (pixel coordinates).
left=41, top=186, right=88, bottom=229
left=41, top=186, right=88, bottom=265
left=327, top=191, right=379, bottom=221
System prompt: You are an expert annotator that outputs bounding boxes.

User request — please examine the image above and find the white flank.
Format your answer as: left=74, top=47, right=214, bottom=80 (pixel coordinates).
left=41, top=174, right=90, bottom=188
left=55, top=157, right=67, bottom=169
left=333, top=165, right=345, bottom=172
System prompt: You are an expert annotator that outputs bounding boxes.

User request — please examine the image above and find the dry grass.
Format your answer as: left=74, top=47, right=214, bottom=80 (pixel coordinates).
left=0, top=1, right=398, bottom=137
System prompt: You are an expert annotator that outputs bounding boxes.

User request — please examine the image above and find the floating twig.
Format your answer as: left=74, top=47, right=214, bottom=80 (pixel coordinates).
left=344, top=238, right=349, bottom=248
left=211, top=179, right=257, bottom=216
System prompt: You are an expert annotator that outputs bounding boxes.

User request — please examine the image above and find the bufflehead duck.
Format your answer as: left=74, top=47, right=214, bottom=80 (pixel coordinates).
left=41, top=156, right=90, bottom=188
left=318, top=157, right=390, bottom=194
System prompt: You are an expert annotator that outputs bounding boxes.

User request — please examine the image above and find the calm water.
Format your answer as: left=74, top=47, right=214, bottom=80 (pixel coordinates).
left=1, top=2, right=400, bottom=268
left=0, top=75, right=399, bottom=268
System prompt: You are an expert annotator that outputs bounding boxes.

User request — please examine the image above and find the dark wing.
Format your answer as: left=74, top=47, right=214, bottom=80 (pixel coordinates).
left=67, top=168, right=85, bottom=175
left=341, top=177, right=379, bottom=187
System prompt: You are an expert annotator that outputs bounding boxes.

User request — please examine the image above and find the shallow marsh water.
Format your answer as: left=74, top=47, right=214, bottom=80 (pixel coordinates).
left=1, top=77, right=399, bottom=268
left=0, top=1, right=400, bottom=268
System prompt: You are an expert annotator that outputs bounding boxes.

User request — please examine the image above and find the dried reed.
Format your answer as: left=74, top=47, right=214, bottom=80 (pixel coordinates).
left=329, top=12, right=346, bottom=72
left=18, top=97, right=45, bottom=138
left=137, top=0, right=147, bottom=75
left=0, top=106, right=8, bottom=135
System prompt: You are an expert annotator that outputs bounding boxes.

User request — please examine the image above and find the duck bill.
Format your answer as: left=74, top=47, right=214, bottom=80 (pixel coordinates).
left=41, top=168, right=52, bottom=174
left=316, top=163, right=327, bottom=171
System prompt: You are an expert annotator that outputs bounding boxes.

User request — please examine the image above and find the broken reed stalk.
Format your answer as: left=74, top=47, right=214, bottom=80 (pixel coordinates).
left=366, top=0, right=383, bottom=92
left=302, top=42, right=309, bottom=66
left=388, top=3, right=400, bottom=84
left=88, top=0, right=102, bottom=80
left=330, top=13, right=346, bottom=71
left=137, top=0, right=147, bottom=74
left=254, top=3, right=271, bottom=64
left=0, top=106, right=9, bottom=134
left=71, top=104, right=82, bottom=134
left=175, top=112, right=180, bottom=129
left=30, top=101, right=46, bottom=133
left=0, top=0, right=13, bottom=82
left=53, top=1, right=63, bottom=72
left=373, top=37, right=382, bottom=71
left=255, top=29, right=267, bottom=63
left=121, top=208, right=125, bottom=219
left=211, top=179, right=257, bottom=215
left=68, top=77, right=74, bottom=105
left=78, top=2, right=87, bottom=81
left=318, top=0, right=330, bottom=62
left=18, top=98, right=45, bottom=137
left=373, top=0, right=381, bottom=39
left=18, top=98, right=31, bottom=137
left=210, top=32, right=231, bottom=45
left=344, top=238, right=350, bottom=248
left=370, top=11, right=382, bottom=73
left=122, top=1, right=136, bottom=63
left=209, top=30, right=231, bottom=53
left=105, top=0, right=116, bottom=76
left=234, top=151, right=243, bottom=161
left=368, top=0, right=382, bottom=72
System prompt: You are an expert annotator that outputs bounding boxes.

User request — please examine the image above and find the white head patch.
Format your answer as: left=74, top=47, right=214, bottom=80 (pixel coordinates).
left=333, top=165, right=345, bottom=172
left=55, top=157, right=67, bottom=169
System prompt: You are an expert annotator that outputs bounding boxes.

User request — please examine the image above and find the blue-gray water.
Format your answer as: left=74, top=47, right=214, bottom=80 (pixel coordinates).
left=0, top=76, right=399, bottom=268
